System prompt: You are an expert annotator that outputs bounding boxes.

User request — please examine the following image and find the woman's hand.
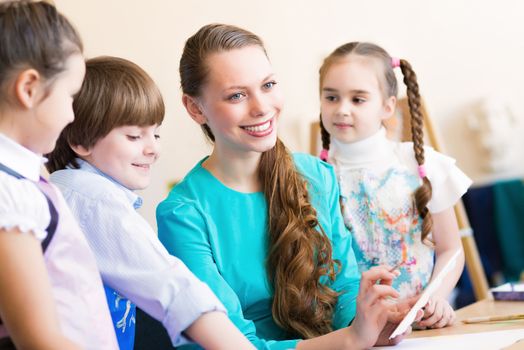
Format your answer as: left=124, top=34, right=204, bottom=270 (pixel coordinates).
left=374, top=320, right=410, bottom=346
left=297, top=268, right=423, bottom=350
left=414, top=296, right=456, bottom=329
left=374, top=295, right=423, bottom=346
left=348, top=266, right=400, bottom=349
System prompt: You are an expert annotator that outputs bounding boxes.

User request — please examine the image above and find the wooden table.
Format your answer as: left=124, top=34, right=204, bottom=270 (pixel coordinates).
left=409, top=300, right=524, bottom=349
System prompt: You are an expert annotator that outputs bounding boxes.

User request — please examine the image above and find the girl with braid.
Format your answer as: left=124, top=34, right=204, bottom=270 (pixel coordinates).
left=318, top=42, right=471, bottom=329
left=158, top=25, right=420, bottom=349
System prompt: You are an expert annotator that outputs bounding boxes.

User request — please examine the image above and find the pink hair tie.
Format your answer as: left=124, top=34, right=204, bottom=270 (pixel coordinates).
left=418, top=164, right=427, bottom=179
left=320, top=149, right=329, bottom=162
left=391, top=57, right=401, bottom=69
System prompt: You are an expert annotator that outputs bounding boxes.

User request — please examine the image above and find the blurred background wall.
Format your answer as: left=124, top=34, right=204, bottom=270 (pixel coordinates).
left=54, top=0, right=524, bottom=227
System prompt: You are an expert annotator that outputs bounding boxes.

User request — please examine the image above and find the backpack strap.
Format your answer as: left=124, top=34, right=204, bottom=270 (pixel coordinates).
left=38, top=178, right=59, bottom=252
left=0, top=162, right=58, bottom=252
left=0, top=336, right=15, bottom=349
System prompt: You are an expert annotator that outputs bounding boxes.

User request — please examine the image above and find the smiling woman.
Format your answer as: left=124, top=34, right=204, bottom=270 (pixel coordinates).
left=174, top=25, right=341, bottom=338
left=157, top=23, right=414, bottom=350
left=184, top=44, right=283, bottom=161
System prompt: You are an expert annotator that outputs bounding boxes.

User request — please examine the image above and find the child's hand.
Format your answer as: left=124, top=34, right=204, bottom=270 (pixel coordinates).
left=415, top=296, right=456, bottom=329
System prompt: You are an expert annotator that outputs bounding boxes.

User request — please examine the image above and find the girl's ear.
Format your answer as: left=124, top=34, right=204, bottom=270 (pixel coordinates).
left=182, top=94, right=207, bottom=125
left=70, top=143, right=92, bottom=157
left=14, top=69, right=42, bottom=109
left=382, top=95, right=397, bottom=120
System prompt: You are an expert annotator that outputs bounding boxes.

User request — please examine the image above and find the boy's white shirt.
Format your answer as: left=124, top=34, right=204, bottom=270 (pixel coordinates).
left=50, top=159, right=226, bottom=347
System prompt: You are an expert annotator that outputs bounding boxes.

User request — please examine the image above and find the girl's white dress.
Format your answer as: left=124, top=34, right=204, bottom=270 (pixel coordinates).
left=330, top=128, right=471, bottom=297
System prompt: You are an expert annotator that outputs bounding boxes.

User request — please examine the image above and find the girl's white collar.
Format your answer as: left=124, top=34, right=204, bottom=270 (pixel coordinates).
left=330, top=127, right=391, bottom=166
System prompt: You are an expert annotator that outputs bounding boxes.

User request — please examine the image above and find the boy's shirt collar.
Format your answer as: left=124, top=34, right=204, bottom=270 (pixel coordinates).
left=75, top=158, right=143, bottom=209
left=0, top=132, right=45, bottom=181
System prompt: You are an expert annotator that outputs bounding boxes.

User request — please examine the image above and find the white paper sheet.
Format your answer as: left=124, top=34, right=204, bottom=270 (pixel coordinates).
left=374, top=329, right=524, bottom=349
left=492, top=282, right=524, bottom=292
left=389, top=249, right=462, bottom=339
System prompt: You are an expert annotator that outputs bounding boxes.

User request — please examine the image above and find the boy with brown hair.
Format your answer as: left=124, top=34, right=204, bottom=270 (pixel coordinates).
left=46, top=56, right=254, bottom=350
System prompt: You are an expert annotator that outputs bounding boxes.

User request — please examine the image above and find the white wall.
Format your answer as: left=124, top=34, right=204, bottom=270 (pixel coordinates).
left=54, top=0, right=524, bottom=227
